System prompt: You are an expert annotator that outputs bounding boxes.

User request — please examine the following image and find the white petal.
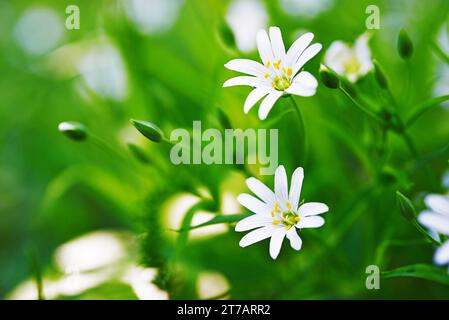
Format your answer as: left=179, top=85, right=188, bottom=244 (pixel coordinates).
left=435, top=240, right=449, bottom=265
left=275, top=165, right=289, bottom=205
left=237, top=193, right=272, bottom=216
left=286, top=32, right=314, bottom=68
left=257, top=29, right=274, bottom=65
left=297, top=216, right=325, bottom=229
left=354, top=33, right=373, bottom=74
left=286, top=228, right=302, bottom=251
left=269, top=26, right=286, bottom=61
left=258, top=91, right=283, bottom=120
left=298, top=202, right=329, bottom=217
left=223, top=76, right=262, bottom=88
left=235, top=214, right=272, bottom=232
left=288, top=167, right=304, bottom=211
left=324, top=41, right=349, bottom=74
left=246, top=177, right=276, bottom=206
left=244, top=87, right=271, bottom=113
left=425, top=194, right=449, bottom=216
left=269, top=227, right=287, bottom=259
left=417, top=211, right=449, bottom=235
left=285, top=71, right=318, bottom=97
left=224, top=59, right=266, bottom=77
left=293, top=43, right=322, bottom=75
left=239, top=225, right=277, bottom=247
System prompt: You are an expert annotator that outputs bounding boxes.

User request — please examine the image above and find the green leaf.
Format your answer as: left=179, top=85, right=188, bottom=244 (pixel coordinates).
left=382, top=264, right=449, bottom=286
left=176, top=213, right=250, bottom=232
left=406, top=95, right=449, bottom=128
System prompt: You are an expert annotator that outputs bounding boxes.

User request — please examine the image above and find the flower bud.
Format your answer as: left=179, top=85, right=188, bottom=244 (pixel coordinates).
left=396, top=191, right=416, bottom=221
left=319, top=64, right=340, bottom=89
left=58, top=121, right=88, bottom=141
left=216, top=19, right=236, bottom=52
left=397, top=28, right=413, bottom=60
left=373, top=60, right=388, bottom=89
left=131, top=119, right=164, bottom=143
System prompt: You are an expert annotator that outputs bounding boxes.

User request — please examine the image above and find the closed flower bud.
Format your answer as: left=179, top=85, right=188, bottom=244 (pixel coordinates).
left=58, top=121, right=88, bottom=141
left=319, top=64, right=340, bottom=89
left=131, top=119, right=164, bottom=143
left=216, top=19, right=236, bottom=52
left=373, top=60, right=388, bottom=89
left=397, top=28, right=413, bottom=60
left=396, top=191, right=416, bottom=221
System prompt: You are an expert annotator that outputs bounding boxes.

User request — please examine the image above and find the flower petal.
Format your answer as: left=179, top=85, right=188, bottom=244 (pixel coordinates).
left=239, top=225, right=277, bottom=247
left=237, top=193, right=272, bottom=216
left=286, top=228, right=302, bottom=251
left=246, top=177, right=276, bottom=206
left=418, top=211, right=449, bottom=235
left=235, top=214, right=272, bottom=232
left=244, top=87, right=271, bottom=114
left=257, top=29, right=275, bottom=66
left=435, top=240, right=449, bottom=265
left=269, top=26, right=286, bottom=62
left=324, top=41, right=351, bottom=75
left=258, top=91, right=283, bottom=120
left=224, top=59, right=266, bottom=77
left=275, top=165, right=289, bottom=205
left=288, top=167, right=304, bottom=211
left=425, top=194, right=449, bottom=216
left=223, top=76, right=262, bottom=88
left=292, top=43, right=322, bottom=75
left=298, top=202, right=329, bottom=217
left=286, top=32, right=314, bottom=68
left=269, top=227, right=287, bottom=259
left=354, top=33, right=373, bottom=74
left=285, top=71, right=318, bottom=97
left=297, top=216, right=325, bottom=229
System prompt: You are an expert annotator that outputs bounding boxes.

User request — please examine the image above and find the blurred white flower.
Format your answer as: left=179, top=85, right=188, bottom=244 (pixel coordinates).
left=223, top=27, right=321, bottom=120
left=279, top=0, right=333, bottom=19
left=77, top=43, right=128, bottom=101
left=121, top=265, right=168, bottom=300
left=197, top=271, right=230, bottom=299
left=324, top=33, right=373, bottom=83
left=418, top=194, right=449, bottom=266
left=14, top=7, right=64, bottom=55
left=226, top=0, right=268, bottom=52
left=55, top=231, right=128, bottom=272
left=236, top=165, right=329, bottom=259
left=434, top=22, right=449, bottom=107
left=124, top=0, right=183, bottom=34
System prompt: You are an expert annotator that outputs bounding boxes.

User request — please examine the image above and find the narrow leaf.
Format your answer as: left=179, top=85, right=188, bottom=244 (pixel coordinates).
left=382, top=264, right=449, bottom=286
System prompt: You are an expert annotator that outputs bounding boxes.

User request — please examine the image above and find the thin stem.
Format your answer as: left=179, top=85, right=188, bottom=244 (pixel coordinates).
left=289, top=96, right=307, bottom=164
left=412, top=219, right=441, bottom=246
left=432, top=40, right=449, bottom=65
left=338, top=87, right=386, bottom=126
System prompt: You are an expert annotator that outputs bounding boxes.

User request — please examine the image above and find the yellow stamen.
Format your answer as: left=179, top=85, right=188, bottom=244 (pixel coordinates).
left=286, top=68, right=292, bottom=76
left=272, top=220, right=280, bottom=225
left=264, top=73, right=270, bottom=79
left=273, top=59, right=281, bottom=70
left=286, top=201, right=292, bottom=211
left=286, top=225, right=292, bottom=230
left=265, top=61, right=271, bottom=68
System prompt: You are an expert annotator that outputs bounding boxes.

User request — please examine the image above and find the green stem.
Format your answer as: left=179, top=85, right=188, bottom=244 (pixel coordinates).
left=289, top=96, right=307, bottom=164
left=432, top=40, right=449, bottom=65
left=338, top=87, right=386, bottom=126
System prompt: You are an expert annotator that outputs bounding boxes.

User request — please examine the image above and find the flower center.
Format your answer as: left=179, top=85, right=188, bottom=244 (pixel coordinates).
left=264, top=60, right=293, bottom=91
left=343, top=55, right=361, bottom=75
left=271, top=202, right=300, bottom=230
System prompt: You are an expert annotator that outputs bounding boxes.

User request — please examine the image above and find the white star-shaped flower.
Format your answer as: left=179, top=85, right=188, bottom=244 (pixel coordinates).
left=235, top=165, right=329, bottom=259
left=418, top=194, right=449, bottom=266
left=223, top=26, right=322, bottom=120
left=324, top=33, right=373, bottom=83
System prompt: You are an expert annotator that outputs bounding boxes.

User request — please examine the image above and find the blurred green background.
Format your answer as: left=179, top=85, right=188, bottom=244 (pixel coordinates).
left=1, top=0, right=449, bottom=299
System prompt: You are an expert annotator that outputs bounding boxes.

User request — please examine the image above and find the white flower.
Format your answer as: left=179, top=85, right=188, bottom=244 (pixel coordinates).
left=223, top=26, right=322, bottom=120
left=235, top=165, right=329, bottom=259
left=418, top=194, right=449, bottom=266
left=324, top=33, right=373, bottom=83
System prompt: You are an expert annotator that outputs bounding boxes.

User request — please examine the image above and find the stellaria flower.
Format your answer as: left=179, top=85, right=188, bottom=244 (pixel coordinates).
left=324, top=33, right=373, bottom=83
left=418, top=194, right=449, bottom=266
left=223, top=27, right=322, bottom=120
left=235, top=165, right=329, bottom=259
